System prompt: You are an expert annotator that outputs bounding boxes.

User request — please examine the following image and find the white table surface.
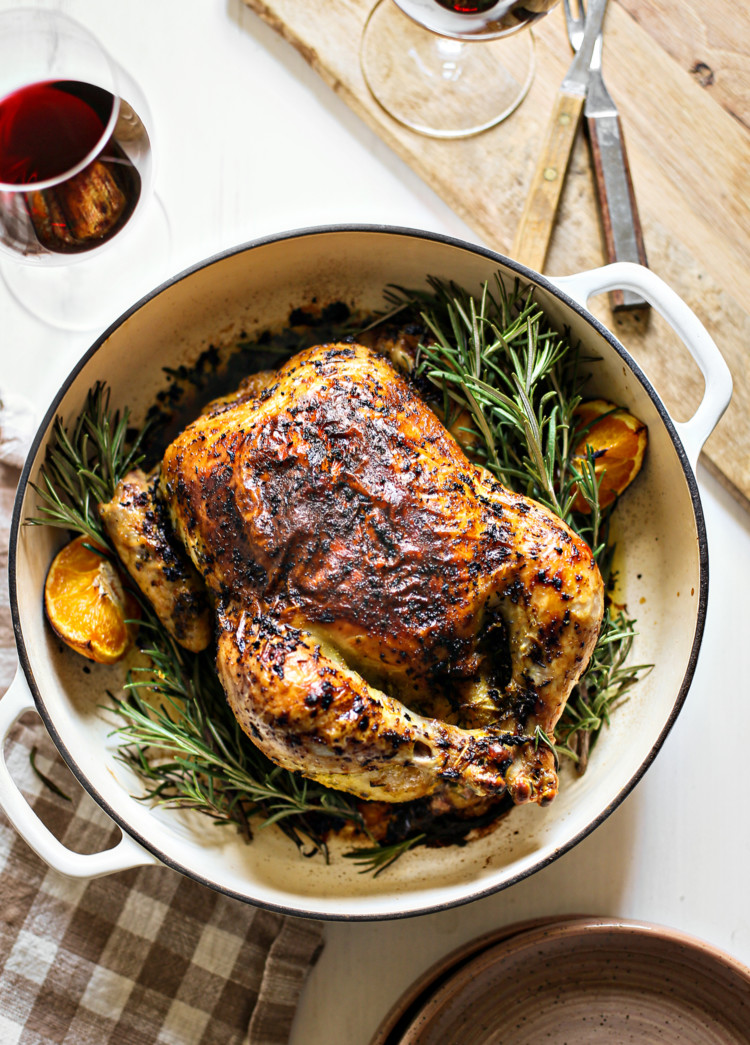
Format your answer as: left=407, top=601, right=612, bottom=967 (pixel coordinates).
left=1, top=2, right=748, bottom=1043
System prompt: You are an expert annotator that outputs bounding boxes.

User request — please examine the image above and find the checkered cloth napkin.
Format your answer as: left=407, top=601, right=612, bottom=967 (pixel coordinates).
left=0, top=445, right=324, bottom=1044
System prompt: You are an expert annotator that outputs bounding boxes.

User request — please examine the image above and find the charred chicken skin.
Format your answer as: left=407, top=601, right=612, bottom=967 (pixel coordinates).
left=154, top=342, right=604, bottom=808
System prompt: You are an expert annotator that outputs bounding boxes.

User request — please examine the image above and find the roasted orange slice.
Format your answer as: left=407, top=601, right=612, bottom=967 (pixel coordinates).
left=572, top=399, right=647, bottom=513
left=44, top=536, right=139, bottom=664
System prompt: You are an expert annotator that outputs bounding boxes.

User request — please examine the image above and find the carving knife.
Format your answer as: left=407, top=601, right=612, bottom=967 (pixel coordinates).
left=511, top=0, right=610, bottom=275
left=577, top=13, right=649, bottom=309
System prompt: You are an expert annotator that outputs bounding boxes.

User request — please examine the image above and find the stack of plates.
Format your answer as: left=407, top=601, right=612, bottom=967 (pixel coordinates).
left=369, top=917, right=750, bottom=1044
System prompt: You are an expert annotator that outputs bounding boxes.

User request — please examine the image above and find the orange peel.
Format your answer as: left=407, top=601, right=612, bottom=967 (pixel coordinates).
left=572, top=399, right=647, bottom=513
left=44, top=535, right=139, bottom=664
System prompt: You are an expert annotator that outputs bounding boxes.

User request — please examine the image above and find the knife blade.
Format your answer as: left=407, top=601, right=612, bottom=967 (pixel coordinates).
left=511, top=0, right=609, bottom=274
left=583, top=40, right=649, bottom=309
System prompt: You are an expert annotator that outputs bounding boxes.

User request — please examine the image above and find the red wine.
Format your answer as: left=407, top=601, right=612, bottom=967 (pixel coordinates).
left=434, top=1, right=498, bottom=11
left=396, top=0, right=558, bottom=37
left=0, top=80, right=113, bottom=185
left=0, top=80, right=144, bottom=255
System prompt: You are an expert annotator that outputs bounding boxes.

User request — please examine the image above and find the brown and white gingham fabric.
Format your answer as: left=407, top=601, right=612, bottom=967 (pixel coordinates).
left=0, top=458, right=324, bottom=1045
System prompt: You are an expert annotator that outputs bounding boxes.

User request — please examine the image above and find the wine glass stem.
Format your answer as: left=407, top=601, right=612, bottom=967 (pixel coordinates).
left=360, top=1, right=536, bottom=139
left=435, top=39, right=465, bottom=82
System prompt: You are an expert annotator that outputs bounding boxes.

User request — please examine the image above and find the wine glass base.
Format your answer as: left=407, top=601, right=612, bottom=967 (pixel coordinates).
left=0, top=193, right=172, bottom=332
left=360, top=0, right=535, bottom=139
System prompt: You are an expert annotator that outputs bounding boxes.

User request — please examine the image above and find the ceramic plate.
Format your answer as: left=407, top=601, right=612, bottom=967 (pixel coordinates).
left=369, top=916, right=572, bottom=1044
left=380, top=918, right=750, bottom=1044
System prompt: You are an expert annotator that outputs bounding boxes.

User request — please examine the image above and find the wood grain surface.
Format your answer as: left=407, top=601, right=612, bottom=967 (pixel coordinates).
left=242, top=0, right=750, bottom=510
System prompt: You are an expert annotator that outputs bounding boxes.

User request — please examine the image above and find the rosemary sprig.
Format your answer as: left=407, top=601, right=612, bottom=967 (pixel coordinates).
left=389, top=275, right=582, bottom=524
left=342, top=833, right=427, bottom=876
left=29, top=746, right=72, bottom=802
left=26, top=382, right=149, bottom=548
left=555, top=610, right=652, bottom=771
left=109, top=613, right=362, bottom=855
left=388, top=275, right=650, bottom=765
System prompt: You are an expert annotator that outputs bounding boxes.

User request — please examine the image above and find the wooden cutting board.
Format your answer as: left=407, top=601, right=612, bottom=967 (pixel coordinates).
left=242, top=0, right=750, bottom=511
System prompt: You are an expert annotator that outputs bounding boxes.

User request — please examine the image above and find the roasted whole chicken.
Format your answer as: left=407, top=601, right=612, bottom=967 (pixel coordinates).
left=104, top=342, right=604, bottom=809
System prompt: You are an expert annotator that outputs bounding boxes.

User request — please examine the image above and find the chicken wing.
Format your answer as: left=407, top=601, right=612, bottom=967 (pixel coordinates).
left=99, top=469, right=212, bottom=652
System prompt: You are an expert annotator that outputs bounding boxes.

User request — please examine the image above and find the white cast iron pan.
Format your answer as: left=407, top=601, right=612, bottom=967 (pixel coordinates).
left=1, top=227, right=732, bottom=920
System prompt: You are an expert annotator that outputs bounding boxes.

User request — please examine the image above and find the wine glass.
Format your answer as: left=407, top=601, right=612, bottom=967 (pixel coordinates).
left=0, top=7, right=170, bottom=330
left=360, top=0, right=560, bottom=138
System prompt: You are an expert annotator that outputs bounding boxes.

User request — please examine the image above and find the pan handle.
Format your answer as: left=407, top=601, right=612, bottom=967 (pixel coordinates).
left=549, top=262, right=732, bottom=468
left=0, top=668, right=158, bottom=878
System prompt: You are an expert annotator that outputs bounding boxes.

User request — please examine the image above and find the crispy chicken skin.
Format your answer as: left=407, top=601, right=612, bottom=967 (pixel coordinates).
left=161, top=342, right=604, bottom=806
left=216, top=605, right=553, bottom=804
left=200, top=370, right=277, bottom=415
left=99, top=469, right=212, bottom=652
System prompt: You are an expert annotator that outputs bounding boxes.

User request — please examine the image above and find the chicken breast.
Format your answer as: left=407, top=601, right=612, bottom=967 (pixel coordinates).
left=161, top=342, right=604, bottom=806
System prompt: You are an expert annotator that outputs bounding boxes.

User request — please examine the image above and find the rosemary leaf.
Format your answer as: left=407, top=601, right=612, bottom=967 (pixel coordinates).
left=343, top=833, right=427, bottom=877
left=29, top=746, right=72, bottom=802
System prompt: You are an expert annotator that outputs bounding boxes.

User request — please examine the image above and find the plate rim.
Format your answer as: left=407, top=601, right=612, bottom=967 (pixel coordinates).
left=393, top=915, right=750, bottom=1044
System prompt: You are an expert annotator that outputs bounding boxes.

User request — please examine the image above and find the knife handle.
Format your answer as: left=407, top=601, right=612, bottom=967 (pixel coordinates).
left=587, top=112, right=649, bottom=311
left=512, top=90, right=585, bottom=274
